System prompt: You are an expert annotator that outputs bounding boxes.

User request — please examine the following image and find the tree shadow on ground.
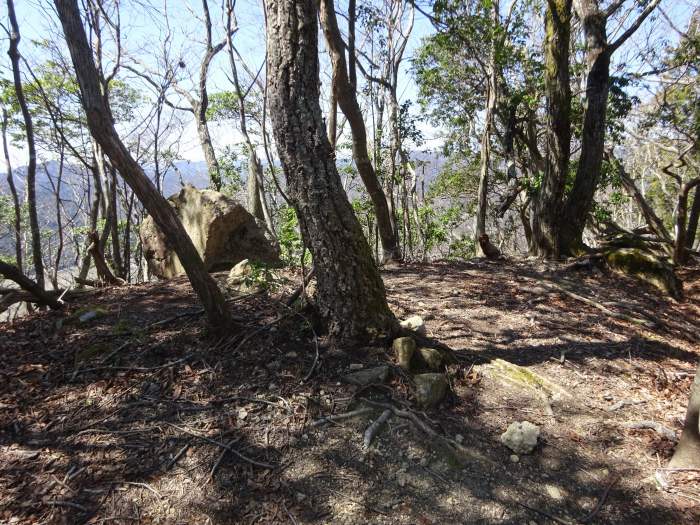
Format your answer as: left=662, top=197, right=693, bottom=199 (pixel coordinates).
left=1, top=262, right=698, bottom=523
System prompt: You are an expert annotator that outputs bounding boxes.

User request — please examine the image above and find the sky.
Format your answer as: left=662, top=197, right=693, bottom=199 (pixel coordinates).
left=0, top=0, right=696, bottom=169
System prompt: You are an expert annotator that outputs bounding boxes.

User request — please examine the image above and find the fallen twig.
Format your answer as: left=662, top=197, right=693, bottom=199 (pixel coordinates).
left=165, top=440, right=192, bottom=470
left=363, top=409, right=392, bottom=449
left=311, top=408, right=374, bottom=427
left=121, top=481, right=164, bottom=499
left=46, top=500, right=88, bottom=512
left=625, top=421, right=677, bottom=441
left=539, top=279, right=657, bottom=329
left=580, top=474, right=620, bottom=523
left=607, top=399, right=646, bottom=412
left=165, top=422, right=275, bottom=469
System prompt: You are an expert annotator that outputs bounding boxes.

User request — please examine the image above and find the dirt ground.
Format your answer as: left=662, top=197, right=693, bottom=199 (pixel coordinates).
left=1, top=259, right=699, bottom=524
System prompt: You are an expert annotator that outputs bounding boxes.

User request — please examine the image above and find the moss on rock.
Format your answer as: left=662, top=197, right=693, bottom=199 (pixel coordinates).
left=604, top=248, right=682, bottom=300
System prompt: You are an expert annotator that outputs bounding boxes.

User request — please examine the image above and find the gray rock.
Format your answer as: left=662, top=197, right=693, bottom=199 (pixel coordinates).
left=342, top=366, right=389, bottom=386
left=413, top=373, right=448, bottom=408
left=392, top=337, right=416, bottom=371
left=400, top=315, right=426, bottom=334
left=416, top=347, right=444, bottom=371
left=140, top=184, right=279, bottom=279
left=500, top=421, right=540, bottom=454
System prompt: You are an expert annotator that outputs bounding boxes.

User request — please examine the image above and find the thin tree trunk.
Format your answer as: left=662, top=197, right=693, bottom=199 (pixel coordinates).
left=1, top=108, right=22, bottom=271
left=674, top=178, right=700, bottom=265
left=109, top=165, right=124, bottom=277
left=265, top=0, right=396, bottom=344
left=685, top=185, right=700, bottom=249
left=669, top=360, right=700, bottom=468
left=77, top=160, right=102, bottom=283
left=55, top=0, right=231, bottom=330
left=475, top=2, right=499, bottom=254
left=532, top=0, right=572, bottom=258
left=615, top=158, right=673, bottom=244
left=319, top=0, right=400, bottom=262
left=7, top=0, right=44, bottom=286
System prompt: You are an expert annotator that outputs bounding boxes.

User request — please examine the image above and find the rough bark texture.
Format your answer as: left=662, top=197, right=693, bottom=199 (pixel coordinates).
left=532, top=0, right=572, bottom=258
left=55, top=0, right=231, bottom=330
left=560, top=2, right=609, bottom=254
left=7, top=0, right=44, bottom=287
left=669, top=361, right=700, bottom=468
left=265, top=0, right=396, bottom=344
left=319, top=0, right=400, bottom=262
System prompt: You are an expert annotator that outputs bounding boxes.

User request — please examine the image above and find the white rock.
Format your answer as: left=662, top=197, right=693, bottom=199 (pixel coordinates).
left=455, top=434, right=464, bottom=444
left=545, top=484, right=564, bottom=500
left=510, top=454, right=520, bottom=463
left=500, top=421, right=540, bottom=454
left=400, top=315, right=426, bottom=335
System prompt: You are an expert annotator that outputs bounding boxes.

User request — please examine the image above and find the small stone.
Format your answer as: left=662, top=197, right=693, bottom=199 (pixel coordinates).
left=500, top=421, right=540, bottom=454
left=227, top=259, right=252, bottom=285
left=400, top=315, right=426, bottom=334
left=342, top=366, right=389, bottom=386
left=78, top=310, right=98, bottom=323
left=392, top=337, right=416, bottom=370
left=455, top=434, right=464, bottom=444
left=238, top=408, right=248, bottom=420
left=510, top=454, right=520, bottom=463
left=416, top=347, right=444, bottom=370
left=349, top=363, right=364, bottom=371
left=413, top=373, right=448, bottom=408
left=545, top=484, right=564, bottom=500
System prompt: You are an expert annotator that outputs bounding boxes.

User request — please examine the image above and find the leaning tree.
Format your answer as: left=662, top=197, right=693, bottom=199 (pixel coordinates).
left=54, top=0, right=231, bottom=330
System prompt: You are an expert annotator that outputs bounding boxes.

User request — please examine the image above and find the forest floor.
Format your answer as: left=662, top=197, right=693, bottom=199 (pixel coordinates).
left=1, top=259, right=699, bottom=524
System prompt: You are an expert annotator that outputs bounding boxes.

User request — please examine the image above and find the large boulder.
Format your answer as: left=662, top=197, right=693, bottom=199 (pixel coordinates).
left=140, top=185, right=279, bottom=279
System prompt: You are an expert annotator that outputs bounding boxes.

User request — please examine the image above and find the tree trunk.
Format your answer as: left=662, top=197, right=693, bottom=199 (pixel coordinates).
left=7, top=0, right=44, bottom=287
left=87, top=231, right=122, bottom=285
left=265, top=0, right=396, bottom=344
left=55, top=0, right=231, bottom=330
left=195, top=112, right=222, bottom=191
left=532, top=0, right=572, bottom=258
left=669, top=361, right=700, bottom=468
left=560, top=3, right=609, bottom=254
left=319, top=0, right=400, bottom=262
left=0, top=260, right=61, bottom=309
left=1, top=108, right=23, bottom=272
left=559, top=0, right=660, bottom=253
left=685, top=185, right=700, bottom=249
left=674, top=179, right=700, bottom=265
left=475, top=4, right=499, bottom=254
left=615, top=159, right=673, bottom=244
left=109, top=165, right=124, bottom=277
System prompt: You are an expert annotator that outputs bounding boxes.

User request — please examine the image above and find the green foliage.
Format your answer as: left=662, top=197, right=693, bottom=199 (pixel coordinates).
left=241, top=262, right=283, bottom=292
left=277, top=204, right=310, bottom=267
left=218, top=145, right=244, bottom=196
